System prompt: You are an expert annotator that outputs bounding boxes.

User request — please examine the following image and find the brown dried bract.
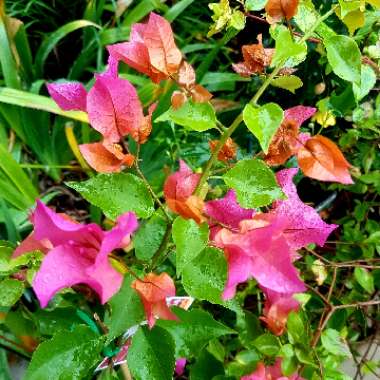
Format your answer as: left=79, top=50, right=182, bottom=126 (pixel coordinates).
left=232, top=35, right=274, bottom=77
left=171, top=61, right=212, bottom=108
left=264, top=119, right=299, bottom=166
left=265, top=0, right=299, bottom=23
left=209, top=137, right=237, bottom=162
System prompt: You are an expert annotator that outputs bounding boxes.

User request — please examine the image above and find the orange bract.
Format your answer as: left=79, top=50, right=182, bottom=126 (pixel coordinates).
left=131, top=272, right=177, bottom=328
left=209, top=137, right=237, bottom=162
left=264, top=119, right=299, bottom=166
left=232, top=35, right=274, bottom=76
left=171, top=61, right=212, bottom=108
left=265, top=0, right=299, bottom=23
left=297, top=135, right=353, bottom=184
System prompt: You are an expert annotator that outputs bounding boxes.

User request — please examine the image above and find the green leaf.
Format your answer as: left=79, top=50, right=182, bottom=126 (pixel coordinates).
left=172, top=217, right=209, bottom=275
left=0, top=87, right=89, bottom=123
left=158, top=307, right=235, bottom=357
left=35, top=20, right=101, bottom=77
left=133, top=211, right=168, bottom=261
left=271, top=75, right=303, bottom=93
left=127, top=326, right=175, bottom=380
left=0, top=143, right=38, bottom=208
left=156, top=101, right=216, bottom=132
left=272, top=26, right=307, bottom=67
left=190, top=348, right=225, bottom=380
left=223, top=159, right=284, bottom=208
left=229, top=10, right=245, bottom=31
left=245, top=0, right=267, bottom=11
left=324, top=35, right=361, bottom=85
left=33, top=308, right=84, bottom=336
left=354, top=267, right=375, bottom=294
left=0, top=278, right=24, bottom=307
left=321, top=328, right=351, bottom=357
left=353, top=65, right=377, bottom=102
left=67, top=173, right=154, bottom=220
left=25, top=325, right=104, bottom=380
left=182, top=247, right=229, bottom=306
left=253, top=333, right=280, bottom=356
left=243, top=103, right=284, bottom=154
left=287, top=311, right=307, bottom=345
left=104, top=274, right=145, bottom=341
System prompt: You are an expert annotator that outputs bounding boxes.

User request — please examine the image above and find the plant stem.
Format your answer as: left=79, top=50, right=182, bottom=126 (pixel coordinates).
left=194, top=4, right=339, bottom=195
left=149, top=224, right=172, bottom=271
left=135, top=144, right=172, bottom=222
left=120, top=362, right=133, bottom=380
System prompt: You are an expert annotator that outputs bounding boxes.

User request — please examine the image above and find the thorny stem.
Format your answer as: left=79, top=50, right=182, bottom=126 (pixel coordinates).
left=135, top=144, right=172, bottom=223
left=195, top=6, right=337, bottom=195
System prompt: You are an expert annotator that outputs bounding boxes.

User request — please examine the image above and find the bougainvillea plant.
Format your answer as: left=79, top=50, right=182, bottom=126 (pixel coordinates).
left=0, top=1, right=379, bottom=379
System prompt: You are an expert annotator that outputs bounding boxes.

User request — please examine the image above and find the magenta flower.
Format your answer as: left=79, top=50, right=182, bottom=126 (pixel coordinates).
left=214, top=214, right=305, bottom=300
left=16, top=200, right=138, bottom=307
left=259, top=287, right=300, bottom=336
left=47, top=58, right=155, bottom=173
left=272, top=168, right=338, bottom=249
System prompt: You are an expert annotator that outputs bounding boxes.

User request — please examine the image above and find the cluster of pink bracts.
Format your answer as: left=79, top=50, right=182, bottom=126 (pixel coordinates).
left=11, top=12, right=345, bottom=380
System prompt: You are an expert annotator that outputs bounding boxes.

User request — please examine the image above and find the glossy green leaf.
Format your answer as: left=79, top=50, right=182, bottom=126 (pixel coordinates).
left=0, top=87, right=89, bottom=123
left=287, top=311, right=307, bottom=345
left=324, top=35, right=361, bottom=85
left=354, top=267, right=375, bottom=294
left=172, top=217, right=209, bottom=275
left=0, top=278, right=24, bottom=307
left=25, top=325, right=104, bottom=380
left=158, top=307, right=235, bottom=357
left=33, top=308, right=84, bottom=336
left=271, top=75, right=303, bottom=93
left=223, top=159, right=284, bottom=208
left=243, top=103, right=284, bottom=153
left=67, top=173, right=154, bottom=219
left=127, top=326, right=175, bottom=380
left=182, top=247, right=227, bottom=306
left=156, top=101, right=216, bottom=132
left=105, top=274, right=145, bottom=341
left=190, top=348, right=225, bottom=380
left=133, top=211, right=168, bottom=261
left=253, top=333, right=280, bottom=356
left=272, top=26, right=307, bottom=67
left=321, top=329, right=351, bottom=357
left=353, top=65, right=377, bottom=102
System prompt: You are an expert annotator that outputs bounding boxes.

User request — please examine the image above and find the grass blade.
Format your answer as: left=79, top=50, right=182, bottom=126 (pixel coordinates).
left=0, top=144, right=38, bottom=206
left=0, top=87, right=89, bottom=123
left=165, top=0, right=194, bottom=22
left=34, top=20, right=101, bottom=77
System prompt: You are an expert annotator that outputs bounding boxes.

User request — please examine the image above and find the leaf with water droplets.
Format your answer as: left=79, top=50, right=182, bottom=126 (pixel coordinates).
left=67, top=173, right=154, bottom=219
left=223, top=159, right=285, bottom=208
left=157, top=307, right=235, bottom=357
left=25, top=325, right=104, bottom=380
left=0, top=278, right=24, bottom=307
left=182, top=247, right=227, bottom=305
left=104, top=274, right=145, bottom=341
left=128, top=325, right=175, bottom=380
left=156, top=100, right=216, bottom=132
left=172, top=217, right=209, bottom=275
